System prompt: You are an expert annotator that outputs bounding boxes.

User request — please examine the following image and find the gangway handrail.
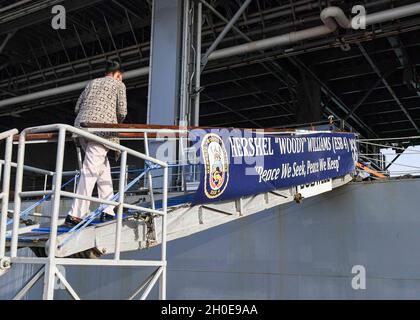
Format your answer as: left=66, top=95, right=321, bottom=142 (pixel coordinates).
left=58, top=168, right=150, bottom=248
left=7, top=123, right=168, bottom=300
left=0, top=129, right=18, bottom=265
left=17, top=124, right=168, bottom=167
left=0, top=129, right=18, bottom=141
left=0, top=160, right=80, bottom=177
left=5, top=174, right=80, bottom=227
left=15, top=122, right=356, bottom=144
left=4, top=161, right=193, bottom=232
left=83, top=126, right=340, bottom=136
left=81, top=122, right=356, bottom=133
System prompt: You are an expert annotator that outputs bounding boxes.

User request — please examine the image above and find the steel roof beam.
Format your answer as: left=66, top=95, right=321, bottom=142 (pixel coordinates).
left=199, top=0, right=297, bottom=109
left=201, top=0, right=253, bottom=67
left=201, top=92, right=263, bottom=128
left=227, top=69, right=294, bottom=115
left=344, top=77, right=384, bottom=122
left=358, top=43, right=420, bottom=134
left=360, top=95, right=420, bottom=106
left=201, top=88, right=290, bottom=104
left=111, top=0, right=149, bottom=25
left=0, top=30, right=16, bottom=53
left=0, top=0, right=33, bottom=14
left=289, top=57, right=378, bottom=138
left=0, top=0, right=103, bottom=36
left=212, top=113, right=294, bottom=127
left=341, top=83, right=412, bottom=97
left=201, top=102, right=284, bottom=117
left=387, top=36, right=420, bottom=97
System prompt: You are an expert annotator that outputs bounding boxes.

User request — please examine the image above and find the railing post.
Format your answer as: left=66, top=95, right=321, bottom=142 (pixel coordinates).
left=0, top=135, right=14, bottom=258
left=11, top=133, right=26, bottom=258
left=43, top=174, right=48, bottom=194
left=114, top=150, right=127, bottom=260
left=43, top=127, right=66, bottom=300
left=159, top=165, right=168, bottom=300
left=75, top=145, right=83, bottom=171
left=144, top=133, right=156, bottom=210
left=73, top=174, right=77, bottom=194
left=180, top=135, right=187, bottom=192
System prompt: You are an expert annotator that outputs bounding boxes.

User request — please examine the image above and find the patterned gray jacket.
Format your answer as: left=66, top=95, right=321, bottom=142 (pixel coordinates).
left=74, top=76, right=127, bottom=150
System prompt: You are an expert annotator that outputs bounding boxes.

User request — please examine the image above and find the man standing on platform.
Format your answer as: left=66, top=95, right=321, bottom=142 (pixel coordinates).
left=64, top=60, right=127, bottom=227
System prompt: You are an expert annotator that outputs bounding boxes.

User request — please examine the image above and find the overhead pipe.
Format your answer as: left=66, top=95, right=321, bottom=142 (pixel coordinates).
left=366, top=2, right=420, bottom=25
left=320, top=2, right=420, bottom=30
left=208, top=3, right=420, bottom=60
left=1, top=2, right=420, bottom=109
left=320, top=6, right=352, bottom=29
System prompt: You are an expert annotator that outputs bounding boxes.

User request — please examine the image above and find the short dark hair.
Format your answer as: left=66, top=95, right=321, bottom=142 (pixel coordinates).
left=105, top=60, right=122, bottom=74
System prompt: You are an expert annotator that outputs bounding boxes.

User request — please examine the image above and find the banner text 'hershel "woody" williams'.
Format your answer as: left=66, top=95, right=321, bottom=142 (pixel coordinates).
left=229, top=135, right=352, bottom=158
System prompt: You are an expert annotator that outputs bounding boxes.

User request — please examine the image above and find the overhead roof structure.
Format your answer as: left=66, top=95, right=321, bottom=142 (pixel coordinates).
left=0, top=0, right=419, bottom=138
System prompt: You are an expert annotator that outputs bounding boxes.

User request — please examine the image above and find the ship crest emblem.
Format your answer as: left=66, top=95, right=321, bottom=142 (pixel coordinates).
left=202, top=133, right=229, bottom=199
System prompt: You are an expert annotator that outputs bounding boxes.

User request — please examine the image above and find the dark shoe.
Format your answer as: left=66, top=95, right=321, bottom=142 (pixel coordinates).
left=64, top=215, right=83, bottom=228
left=100, top=212, right=115, bottom=223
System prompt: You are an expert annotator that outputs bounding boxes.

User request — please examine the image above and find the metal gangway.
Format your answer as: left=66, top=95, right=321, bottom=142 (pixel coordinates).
left=0, top=123, right=356, bottom=300
left=0, top=124, right=168, bottom=300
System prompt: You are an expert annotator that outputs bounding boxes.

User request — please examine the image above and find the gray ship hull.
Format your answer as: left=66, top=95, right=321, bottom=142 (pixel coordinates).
left=1, top=178, right=419, bottom=299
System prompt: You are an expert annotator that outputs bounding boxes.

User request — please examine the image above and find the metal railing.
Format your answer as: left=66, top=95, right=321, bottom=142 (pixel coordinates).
left=0, top=129, right=18, bottom=267
left=357, top=136, right=420, bottom=179
left=83, top=126, right=202, bottom=193
left=4, top=124, right=168, bottom=300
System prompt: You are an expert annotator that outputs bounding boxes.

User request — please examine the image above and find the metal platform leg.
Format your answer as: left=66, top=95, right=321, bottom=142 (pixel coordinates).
left=42, top=128, right=66, bottom=300
left=159, top=166, right=168, bottom=300
left=0, top=131, right=16, bottom=260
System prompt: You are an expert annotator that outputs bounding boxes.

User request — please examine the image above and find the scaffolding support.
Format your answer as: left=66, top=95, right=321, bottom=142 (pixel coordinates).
left=0, top=129, right=18, bottom=272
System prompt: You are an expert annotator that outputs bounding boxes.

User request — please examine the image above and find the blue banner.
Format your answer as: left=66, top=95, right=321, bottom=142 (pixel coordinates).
left=190, top=130, right=358, bottom=205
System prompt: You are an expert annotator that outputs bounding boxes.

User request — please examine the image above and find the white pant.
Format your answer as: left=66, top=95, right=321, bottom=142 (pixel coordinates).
left=68, top=140, right=115, bottom=218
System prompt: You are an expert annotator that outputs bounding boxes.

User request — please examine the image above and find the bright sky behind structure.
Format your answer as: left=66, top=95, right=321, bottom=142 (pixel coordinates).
left=381, top=146, right=420, bottom=177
